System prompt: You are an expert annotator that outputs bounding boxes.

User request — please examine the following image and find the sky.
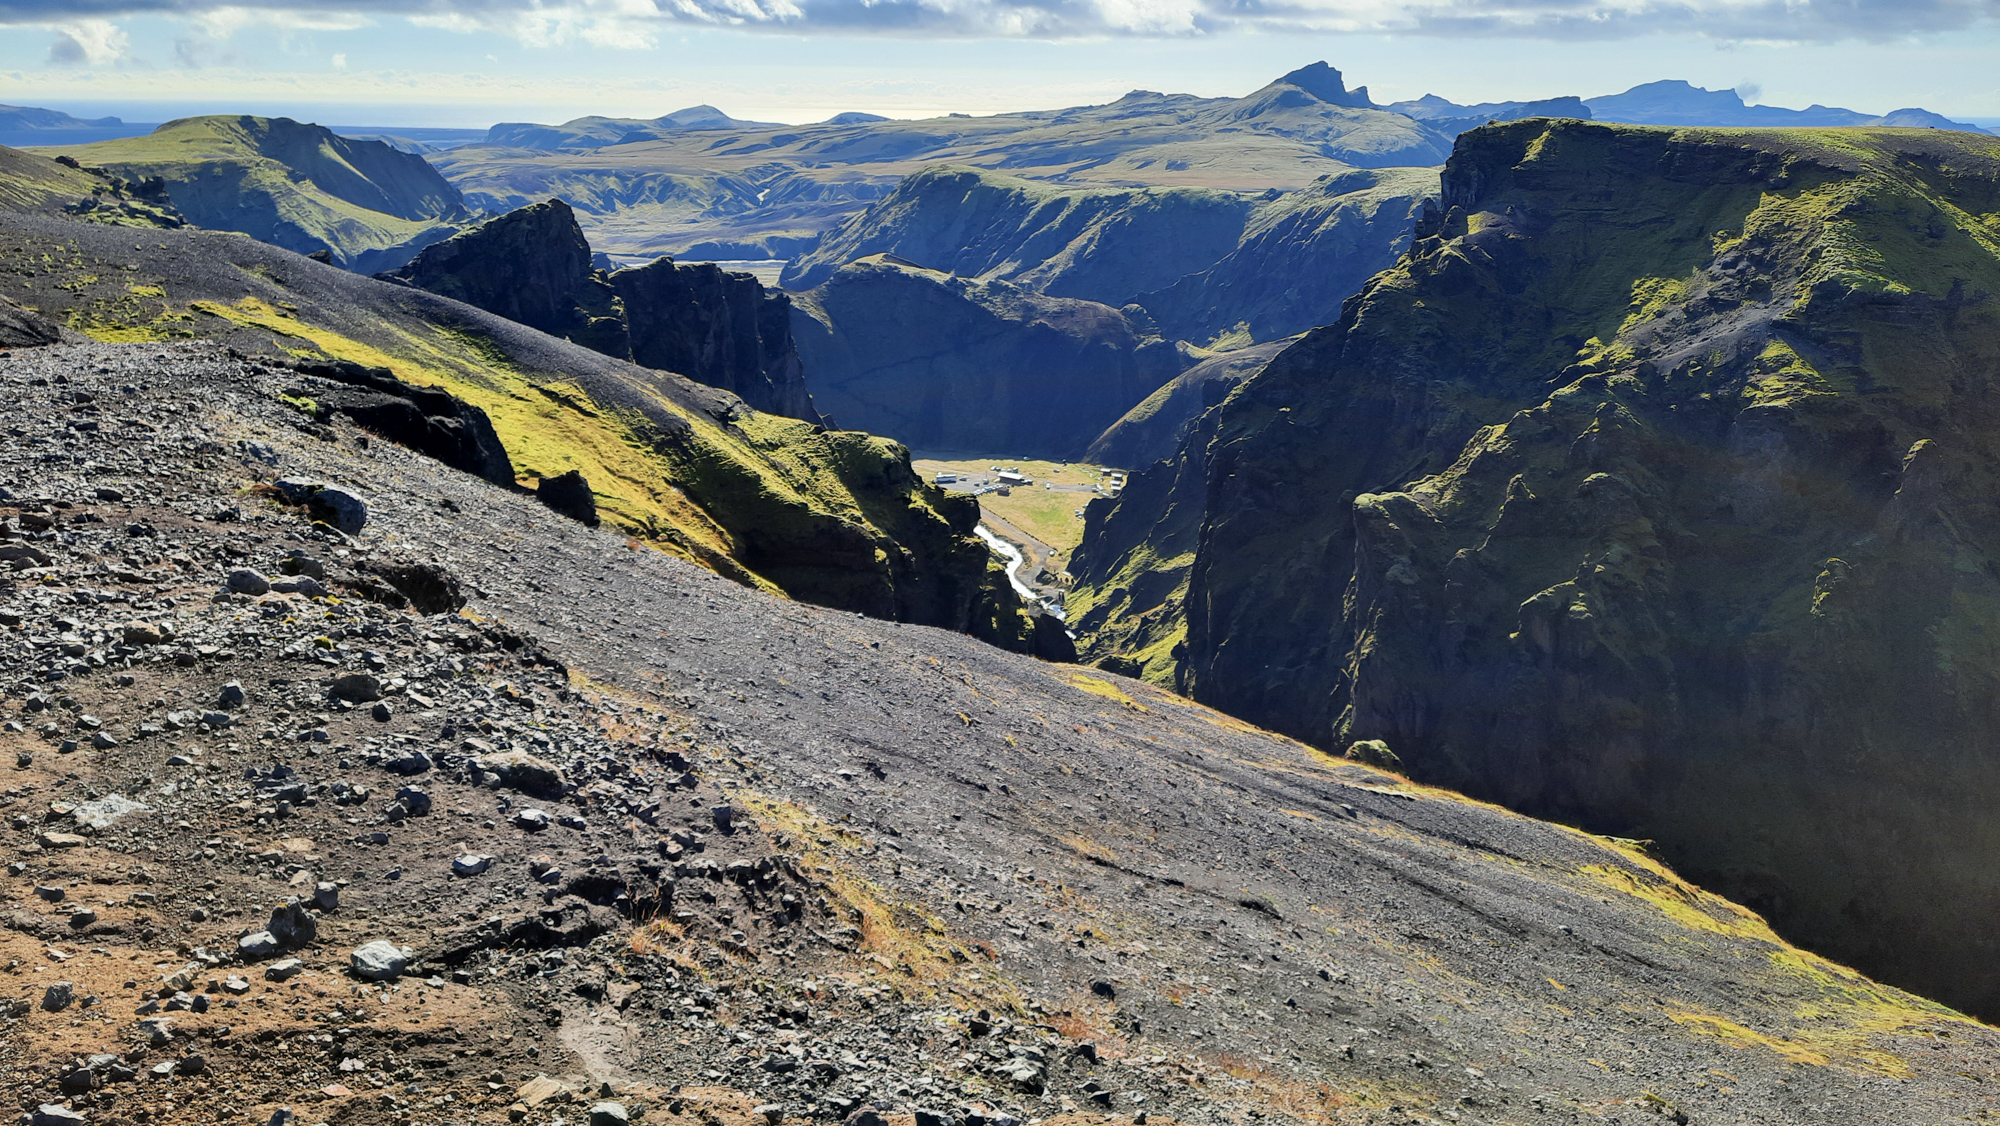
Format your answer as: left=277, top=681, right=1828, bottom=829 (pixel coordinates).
left=1, top=1, right=1996, bottom=127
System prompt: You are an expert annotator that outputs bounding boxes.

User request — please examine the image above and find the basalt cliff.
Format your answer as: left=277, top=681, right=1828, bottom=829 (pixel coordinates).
left=1072, top=119, right=2000, bottom=1021
left=386, top=199, right=818, bottom=421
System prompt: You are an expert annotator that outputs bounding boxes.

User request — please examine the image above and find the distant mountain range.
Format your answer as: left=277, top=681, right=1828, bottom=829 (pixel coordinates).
left=1393, top=78, right=1992, bottom=136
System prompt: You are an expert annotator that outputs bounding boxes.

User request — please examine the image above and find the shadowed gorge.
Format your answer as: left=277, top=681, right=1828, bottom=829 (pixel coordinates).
left=1073, top=119, right=2000, bottom=1021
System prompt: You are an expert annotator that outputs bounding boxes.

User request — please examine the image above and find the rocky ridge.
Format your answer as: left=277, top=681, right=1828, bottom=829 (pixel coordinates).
left=0, top=209, right=1039, bottom=652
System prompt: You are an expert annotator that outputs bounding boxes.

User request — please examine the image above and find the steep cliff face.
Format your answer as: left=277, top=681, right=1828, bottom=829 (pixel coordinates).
left=612, top=257, right=815, bottom=421
left=791, top=255, right=1187, bottom=457
left=783, top=165, right=1253, bottom=305
left=1136, top=168, right=1435, bottom=346
left=386, top=200, right=819, bottom=421
left=1073, top=120, right=2000, bottom=1019
left=386, top=198, right=594, bottom=336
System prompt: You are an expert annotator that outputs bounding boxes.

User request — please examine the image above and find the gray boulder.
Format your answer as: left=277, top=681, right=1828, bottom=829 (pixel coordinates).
left=350, top=940, right=411, bottom=981
left=225, top=569, right=271, bottom=596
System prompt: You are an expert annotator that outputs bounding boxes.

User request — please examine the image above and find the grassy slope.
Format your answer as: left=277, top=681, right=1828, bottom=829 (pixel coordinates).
left=39, top=117, right=464, bottom=267
left=0, top=143, right=181, bottom=228
left=0, top=210, right=1026, bottom=639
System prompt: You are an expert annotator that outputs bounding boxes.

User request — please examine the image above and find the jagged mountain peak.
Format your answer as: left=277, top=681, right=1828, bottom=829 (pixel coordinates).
left=1271, top=60, right=1375, bottom=108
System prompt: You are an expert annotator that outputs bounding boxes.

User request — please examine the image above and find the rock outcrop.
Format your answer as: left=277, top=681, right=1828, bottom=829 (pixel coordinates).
left=385, top=200, right=819, bottom=422
left=0, top=294, right=64, bottom=348
left=790, top=255, right=1188, bottom=458
left=1073, top=120, right=2000, bottom=1020
left=611, top=257, right=815, bottom=421
left=290, top=358, right=515, bottom=487
left=385, top=198, right=593, bottom=337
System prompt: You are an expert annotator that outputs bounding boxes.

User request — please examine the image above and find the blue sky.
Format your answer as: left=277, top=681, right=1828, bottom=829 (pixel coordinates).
left=1, top=1, right=1996, bottom=126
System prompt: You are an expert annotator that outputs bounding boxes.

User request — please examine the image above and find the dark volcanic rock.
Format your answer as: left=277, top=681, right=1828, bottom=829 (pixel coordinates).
left=293, top=358, right=514, bottom=487
left=384, top=199, right=591, bottom=336
left=0, top=294, right=64, bottom=348
left=611, top=257, right=814, bottom=421
left=385, top=200, right=818, bottom=421
left=537, top=469, right=600, bottom=527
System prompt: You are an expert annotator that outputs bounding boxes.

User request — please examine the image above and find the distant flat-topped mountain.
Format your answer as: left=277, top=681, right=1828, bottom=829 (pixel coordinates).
left=485, top=105, right=788, bottom=150
left=0, top=102, right=156, bottom=147
left=1395, top=79, right=1990, bottom=136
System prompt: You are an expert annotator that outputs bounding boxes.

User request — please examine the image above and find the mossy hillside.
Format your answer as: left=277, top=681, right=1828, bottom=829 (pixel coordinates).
left=0, top=213, right=1035, bottom=645
left=0, top=142, right=182, bottom=228
left=1076, top=120, right=2000, bottom=1018
left=40, top=116, right=468, bottom=268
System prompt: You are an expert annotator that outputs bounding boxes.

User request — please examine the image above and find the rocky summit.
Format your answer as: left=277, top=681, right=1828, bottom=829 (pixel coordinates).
left=387, top=199, right=819, bottom=423
left=3, top=338, right=1999, bottom=1126
left=1072, top=120, right=2000, bottom=1023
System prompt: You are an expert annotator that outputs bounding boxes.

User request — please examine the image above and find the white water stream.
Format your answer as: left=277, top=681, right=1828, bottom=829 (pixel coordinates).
left=974, top=524, right=1037, bottom=601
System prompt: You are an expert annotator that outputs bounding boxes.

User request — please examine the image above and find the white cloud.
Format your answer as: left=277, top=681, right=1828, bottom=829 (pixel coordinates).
left=194, top=6, right=376, bottom=38
left=332, top=50, right=348, bottom=66
left=47, top=18, right=130, bottom=65
left=2, top=0, right=1997, bottom=41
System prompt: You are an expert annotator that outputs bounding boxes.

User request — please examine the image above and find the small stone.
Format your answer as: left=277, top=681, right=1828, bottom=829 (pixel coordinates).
left=312, top=882, right=340, bottom=912
left=265, top=958, right=305, bottom=982
left=41, top=981, right=75, bottom=1011
left=90, top=732, right=119, bottom=750
left=754, top=1105, right=785, bottom=1126
left=221, top=975, right=251, bottom=995
left=350, top=940, right=410, bottom=982
left=68, top=907, right=97, bottom=928
left=217, top=682, right=246, bottom=708
left=238, top=930, right=280, bottom=959
left=473, top=750, right=566, bottom=797
left=34, top=885, right=67, bottom=901
left=452, top=854, right=493, bottom=878
left=31, top=1104, right=89, bottom=1126
left=370, top=701, right=393, bottom=722
left=383, top=750, right=432, bottom=776
left=73, top=793, right=149, bottom=831
left=394, top=786, right=432, bottom=816
left=226, top=569, right=271, bottom=596
left=517, top=1075, right=573, bottom=1106
left=512, top=808, right=551, bottom=833
left=37, top=831, right=86, bottom=849
left=121, top=621, right=165, bottom=646
left=329, top=672, right=381, bottom=702
left=591, top=1101, right=632, bottom=1126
